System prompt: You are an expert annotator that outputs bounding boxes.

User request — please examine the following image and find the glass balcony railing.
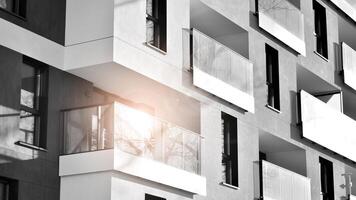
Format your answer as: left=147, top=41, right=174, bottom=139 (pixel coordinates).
left=257, top=0, right=305, bottom=55
left=300, top=90, right=356, bottom=162
left=62, top=102, right=201, bottom=174
left=261, top=160, right=311, bottom=200
left=342, top=42, right=356, bottom=91
left=186, top=29, right=254, bottom=113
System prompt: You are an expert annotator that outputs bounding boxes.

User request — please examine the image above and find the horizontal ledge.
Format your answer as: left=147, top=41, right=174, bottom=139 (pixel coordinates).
left=220, top=182, right=240, bottom=190
left=144, top=42, right=167, bottom=55
left=15, top=141, right=48, bottom=152
left=266, top=104, right=281, bottom=114
left=313, top=51, right=329, bottom=62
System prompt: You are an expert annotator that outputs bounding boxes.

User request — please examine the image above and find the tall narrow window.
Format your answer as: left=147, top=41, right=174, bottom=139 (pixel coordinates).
left=145, top=194, right=166, bottom=200
left=0, top=177, right=18, bottom=200
left=0, top=0, right=26, bottom=18
left=265, top=44, right=280, bottom=110
left=146, top=0, right=167, bottom=52
left=221, top=112, right=238, bottom=187
left=320, top=157, right=334, bottom=200
left=313, top=1, right=328, bottom=59
left=19, top=56, right=48, bottom=148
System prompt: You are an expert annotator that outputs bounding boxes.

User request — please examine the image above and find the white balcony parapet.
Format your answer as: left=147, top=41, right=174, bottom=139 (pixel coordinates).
left=300, top=90, right=356, bottom=162
left=329, top=0, right=356, bottom=22
left=262, top=160, right=311, bottom=200
left=60, top=102, right=206, bottom=195
left=351, top=195, right=356, bottom=200
left=257, top=0, right=306, bottom=56
left=342, top=42, right=356, bottom=91
left=190, top=29, right=255, bottom=113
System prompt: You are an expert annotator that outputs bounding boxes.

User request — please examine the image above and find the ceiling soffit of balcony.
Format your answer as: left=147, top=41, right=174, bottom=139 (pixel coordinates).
left=297, top=65, right=340, bottom=95
left=190, top=0, right=249, bottom=59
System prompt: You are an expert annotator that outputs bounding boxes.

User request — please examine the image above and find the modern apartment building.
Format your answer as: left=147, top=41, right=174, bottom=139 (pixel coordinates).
left=0, top=0, right=356, bottom=199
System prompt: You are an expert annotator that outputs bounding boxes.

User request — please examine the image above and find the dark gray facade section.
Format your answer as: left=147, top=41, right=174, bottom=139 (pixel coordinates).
left=0, top=45, right=116, bottom=200
left=0, top=0, right=66, bottom=45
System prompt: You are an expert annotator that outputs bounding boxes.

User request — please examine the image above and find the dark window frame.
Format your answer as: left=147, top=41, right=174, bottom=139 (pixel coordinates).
left=145, top=194, right=166, bottom=200
left=146, top=0, right=167, bottom=52
left=313, top=0, right=328, bottom=59
left=19, top=56, right=48, bottom=149
left=319, top=157, right=334, bottom=200
left=0, top=0, right=27, bottom=18
left=0, top=176, right=18, bottom=200
left=221, top=112, right=238, bottom=187
left=265, top=44, right=280, bottom=111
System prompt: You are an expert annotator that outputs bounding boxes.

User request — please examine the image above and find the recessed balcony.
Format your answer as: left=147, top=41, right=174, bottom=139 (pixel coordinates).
left=59, top=102, right=206, bottom=198
left=299, top=90, right=356, bottom=162
left=257, top=0, right=306, bottom=55
left=185, top=29, right=254, bottom=113
left=260, top=160, right=311, bottom=200
left=254, top=131, right=310, bottom=200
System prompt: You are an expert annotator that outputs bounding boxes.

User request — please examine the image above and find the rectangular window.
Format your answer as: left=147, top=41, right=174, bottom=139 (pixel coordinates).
left=19, top=56, right=48, bottom=148
left=145, top=194, right=165, bottom=200
left=221, top=112, right=238, bottom=187
left=146, top=0, right=167, bottom=52
left=313, top=0, right=328, bottom=59
left=319, top=157, right=334, bottom=200
left=0, top=0, right=26, bottom=18
left=265, top=44, right=280, bottom=110
left=0, top=177, right=18, bottom=200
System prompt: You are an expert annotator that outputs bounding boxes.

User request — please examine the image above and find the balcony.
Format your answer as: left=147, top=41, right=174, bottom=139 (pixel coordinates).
left=330, top=0, right=356, bottom=22
left=342, top=42, right=356, bottom=90
left=60, top=102, right=206, bottom=196
left=300, top=90, right=356, bottom=162
left=260, top=160, right=311, bottom=200
left=257, top=0, right=306, bottom=55
left=185, top=29, right=254, bottom=113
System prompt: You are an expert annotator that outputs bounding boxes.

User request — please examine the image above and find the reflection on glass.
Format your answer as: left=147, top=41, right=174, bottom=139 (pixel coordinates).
left=19, top=110, right=35, bottom=144
left=0, top=0, right=7, bottom=9
left=63, top=103, right=201, bottom=174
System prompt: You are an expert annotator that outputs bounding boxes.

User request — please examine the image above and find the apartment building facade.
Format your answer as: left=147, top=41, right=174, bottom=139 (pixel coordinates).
left=0, top=0, right=356, bottom=200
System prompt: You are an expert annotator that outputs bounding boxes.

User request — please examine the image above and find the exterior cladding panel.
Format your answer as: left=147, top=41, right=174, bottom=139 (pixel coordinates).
left=0, top=44, right=118, bottom=200
left=0, top=0, right=66, bottom=45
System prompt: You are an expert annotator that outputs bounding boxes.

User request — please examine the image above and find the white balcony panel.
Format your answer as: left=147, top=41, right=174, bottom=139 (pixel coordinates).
left=300, top=90, right=356, bottom=162
left=330, top=0, right=356, bottom=22
left=59, top=149, right=206, bottom=196
left=258, top=0, right=306, bottom=56
left=192, top=29, right=255, bottom=113
left=351, top=195, right=356, bottom=200
left=262, top=160, right=311, bottom=200
left=342, top=42, right=356, bottom=90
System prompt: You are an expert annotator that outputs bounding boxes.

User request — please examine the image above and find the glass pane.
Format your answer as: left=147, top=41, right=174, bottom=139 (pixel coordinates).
left=146, top=0, right=153, bottom=16
left=0, top=0, right=12, bottom=10
left=21, top=65, right=37, bottom=109
left=0, top=181, right=7, bottom=200
left=146, top=19, right=154, bottom=45
left=19, top=110, right=35, bottom=144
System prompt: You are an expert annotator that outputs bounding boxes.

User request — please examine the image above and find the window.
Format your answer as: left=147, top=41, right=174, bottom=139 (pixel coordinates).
left=265, top=44, right=280, bottom=110
left=0, top=177, right=18, bottom=200
left=319, top=157, right=334, bottom=200
left=0, top=0, right=26, bottom=18
left=145, top=194, right=165, bottom=200
left=313, top=0, right=328, bottom=59
left=146, top=0, right=167, bottom=52
left=221, top=112, right=238, bottom=187
left=19, top=56, right=48, bottom=148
